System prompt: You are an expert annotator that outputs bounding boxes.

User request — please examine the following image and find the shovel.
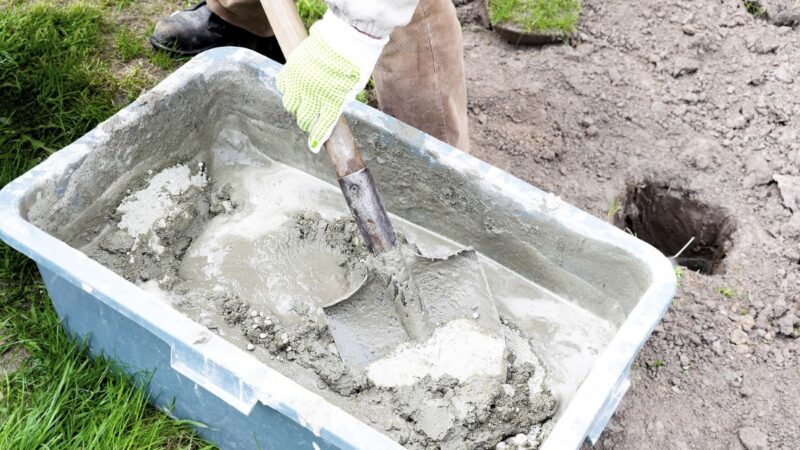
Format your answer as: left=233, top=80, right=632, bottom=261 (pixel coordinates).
left=258, top=0, right=503, bottom=368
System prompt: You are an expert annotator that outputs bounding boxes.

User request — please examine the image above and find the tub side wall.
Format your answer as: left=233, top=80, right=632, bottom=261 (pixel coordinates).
left=38, top=264, right=342, bottom=450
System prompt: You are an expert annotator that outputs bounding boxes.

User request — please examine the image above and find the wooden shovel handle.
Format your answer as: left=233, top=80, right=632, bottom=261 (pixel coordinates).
left=259, top=0, right=365, bottom=178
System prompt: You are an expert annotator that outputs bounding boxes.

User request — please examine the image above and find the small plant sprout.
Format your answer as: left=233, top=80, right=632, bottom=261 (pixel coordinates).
left=297, top=0, right=327, bottom=27
left=674, top=266, right=684, bottom=287
left=668, top=237, right=694, bottom=285
left=743, top=1, right=767, bottom=17
left=607, top=198, right=621, bottom=220
left=647, top=358, right=665, bottom=370
left=717, top=287, right=735, bottom=299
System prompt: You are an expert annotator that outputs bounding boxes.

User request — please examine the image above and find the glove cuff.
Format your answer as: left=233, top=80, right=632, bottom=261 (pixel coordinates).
left=311, top=11, right=388, bottom=85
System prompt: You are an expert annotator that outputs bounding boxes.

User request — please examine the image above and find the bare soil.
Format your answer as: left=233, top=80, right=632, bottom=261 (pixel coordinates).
left=456, top=0, right=800, bottom=448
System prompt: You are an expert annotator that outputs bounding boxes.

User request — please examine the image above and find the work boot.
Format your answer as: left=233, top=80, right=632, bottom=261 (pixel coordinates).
left=150, top=1, right=284, bottom=62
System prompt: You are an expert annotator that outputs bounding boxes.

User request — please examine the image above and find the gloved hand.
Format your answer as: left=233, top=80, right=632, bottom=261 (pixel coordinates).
left=276, top=12, right=388, bottom=153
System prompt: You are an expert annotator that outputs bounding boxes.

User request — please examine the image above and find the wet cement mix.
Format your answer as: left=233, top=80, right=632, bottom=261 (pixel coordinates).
left=456, top=0, right=800, bottom=448
left=79, top=160, right=560, bottom=449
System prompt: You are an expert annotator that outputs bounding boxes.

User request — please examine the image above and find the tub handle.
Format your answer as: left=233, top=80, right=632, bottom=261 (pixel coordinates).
left=171, top=344, right=259, bottom=415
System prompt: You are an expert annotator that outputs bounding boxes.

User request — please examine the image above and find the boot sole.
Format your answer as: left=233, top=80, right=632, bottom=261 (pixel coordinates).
left=150, top=36, right=285, bottom=63
left=149, top=36, right=216, bottom=56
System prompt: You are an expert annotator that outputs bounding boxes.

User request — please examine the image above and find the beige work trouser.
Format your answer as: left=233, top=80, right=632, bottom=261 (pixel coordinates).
left=206, top=0, right=470, bottom=151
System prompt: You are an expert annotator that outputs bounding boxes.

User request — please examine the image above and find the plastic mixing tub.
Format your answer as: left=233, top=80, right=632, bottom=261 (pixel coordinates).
left=0, top=48, right=676, bottom=449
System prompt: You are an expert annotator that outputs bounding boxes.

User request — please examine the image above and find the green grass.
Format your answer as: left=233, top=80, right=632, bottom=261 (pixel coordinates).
left=488, top=0, right=582, bottom=34
left=296, top=0, right=327, bottom=28
left=1, top=4, right=116, bottom=157
left=1, top=2, right=213, bottom=448
left=118, top=64, right=158, bottom=103
left=101, top=0, right=139, bottom=8
left=116, top=27, right=148, bottom=61
left=0, top=292, right=213, bottom=449
left=149, top=49, right=188, bottom=71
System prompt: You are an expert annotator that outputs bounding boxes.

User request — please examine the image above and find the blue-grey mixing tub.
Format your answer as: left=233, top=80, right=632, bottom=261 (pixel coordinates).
left=0, top=48, right=676, bottom=449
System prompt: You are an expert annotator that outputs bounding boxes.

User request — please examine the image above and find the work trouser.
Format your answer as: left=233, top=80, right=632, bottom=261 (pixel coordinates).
left=206, top=0, right=470, bottom=151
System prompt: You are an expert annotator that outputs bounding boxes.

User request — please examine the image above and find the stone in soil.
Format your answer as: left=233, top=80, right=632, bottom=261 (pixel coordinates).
left=774, top=174, right=800, bottom=212
left=739, top=427, right=769, bottom=450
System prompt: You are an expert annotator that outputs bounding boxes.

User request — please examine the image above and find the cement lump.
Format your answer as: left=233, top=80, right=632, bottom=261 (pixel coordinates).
left=366, top=319, right=507, bottom=388
left=81, top=163, right=232, bottom=289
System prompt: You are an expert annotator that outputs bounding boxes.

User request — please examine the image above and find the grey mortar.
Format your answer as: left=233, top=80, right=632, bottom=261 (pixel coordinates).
left=75, top=168, right=558, bottom=449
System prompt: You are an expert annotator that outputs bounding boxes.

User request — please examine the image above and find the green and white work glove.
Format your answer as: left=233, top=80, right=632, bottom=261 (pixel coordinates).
left=276, top=12, right=388, bottom=153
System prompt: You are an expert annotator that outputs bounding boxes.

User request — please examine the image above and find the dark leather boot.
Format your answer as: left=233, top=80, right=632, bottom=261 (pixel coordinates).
left=150, top=1, right=285, bottom=62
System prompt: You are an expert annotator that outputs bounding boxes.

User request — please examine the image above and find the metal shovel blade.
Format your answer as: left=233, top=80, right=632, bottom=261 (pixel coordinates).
left=323, top=271, right=411, bottom=368
left=323, top=247, right=502, bottom=369
left=407, top=248, right=502, bottom=334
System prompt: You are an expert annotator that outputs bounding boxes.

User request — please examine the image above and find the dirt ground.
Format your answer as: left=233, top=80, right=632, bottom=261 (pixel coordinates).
left=455, top=0, right=800, bottom=449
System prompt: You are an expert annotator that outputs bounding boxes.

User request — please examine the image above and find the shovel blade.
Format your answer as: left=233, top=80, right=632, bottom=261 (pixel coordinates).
left=323, top=273, right=410, bottom=368
left=323, top=247, right=502, bottom=369
left=408, top=248, right=502, bottom=334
